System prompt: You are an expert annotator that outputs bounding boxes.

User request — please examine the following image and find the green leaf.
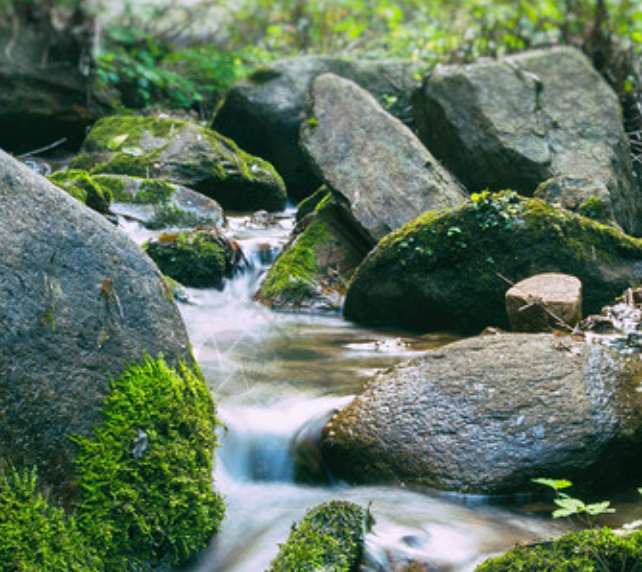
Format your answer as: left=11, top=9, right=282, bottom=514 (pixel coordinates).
left=585, top=501, right=615, bottom=516
left=107, top=134, right=129, bottom=151
left=531, top=478, right=573, bottom=491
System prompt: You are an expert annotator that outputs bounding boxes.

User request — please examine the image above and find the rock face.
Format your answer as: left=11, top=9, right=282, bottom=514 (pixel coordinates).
left=321, top=333, right=642, bottom=494
left=0, top=149, right=192, bottom=498
left=256, top=188, right=374, bottom=311
left=301, top=74, right=466, bottom=242
left=344, top=192, right=642, bottom=333
left=70, top=115, right=287, bottom=213
left=213, top=56, right=422, bottom=199
left=413, top=46, right=642, bottom=236
left=506, top=273, right=582, bottom=332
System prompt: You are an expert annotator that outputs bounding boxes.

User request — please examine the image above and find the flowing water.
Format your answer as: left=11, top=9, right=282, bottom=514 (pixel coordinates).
left=119, top=208, right=565, bottom=572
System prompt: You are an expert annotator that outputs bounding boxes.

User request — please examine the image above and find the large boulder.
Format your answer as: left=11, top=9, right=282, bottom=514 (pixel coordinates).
left=212, top=56, right=422, bottom=199
left=321, top=333, right=642, bottom=494
left=300, top=74, right=466, bottom=242
left=70, top=115, right=287, bottom=213
left=0, top=148, right=193, bottom=499
left=413, top=46, right=642, bottom=236
left=256, top=188, right=374, bottom=311
left=344, top=192, right=642, bottom=334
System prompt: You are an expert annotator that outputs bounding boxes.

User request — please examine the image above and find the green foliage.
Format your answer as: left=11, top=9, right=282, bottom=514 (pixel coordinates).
left=0, top=467, right=102, bottom=572
left=47, top=169, right=114, bottom=214
left=476, top=527, right=642, bottom=571
left=266, top=500, right=373, bottom=572
left=73, top=356, right=225, bottom=570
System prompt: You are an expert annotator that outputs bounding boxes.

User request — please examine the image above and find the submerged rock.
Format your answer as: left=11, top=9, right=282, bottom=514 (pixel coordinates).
left=344, top=192, right=642, bottom=333
left=266, top=501, right=373, bottom=572
left=213, top=56, right=421, bottom=199
left=301, top=74, right=466, bottom=242
left=256, top=188, right=374, bottom=311
left=413, top=46, right=642, bottom=236
left=321, top=333, right=642, bottom=494
left=0, top=148, right=192, bottom=499
left=70, top=114, right=287, bottom=213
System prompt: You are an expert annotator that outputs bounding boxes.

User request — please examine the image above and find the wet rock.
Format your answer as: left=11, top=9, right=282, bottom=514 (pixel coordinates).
left=534, top=175, right=617, bottom=228
left=506, top=273, right=582, bottom=333
left=301, top=74, right=466, bottom=242
left=256, top=188, right=374, bottom=311
left=413, top=46, right=642, bottom=236
left=70, top=114, right=287, bottom=213
left=321, top=333, right=642, bottom=494
left=344, top=192, right=642, bottom=334
left=0, top=148, right=192, bottom=499
left=96, top=174, right=225, bottom=229
left=144, top=228, right=245, bottom=288
left=213, top=56, right=422, bottom=199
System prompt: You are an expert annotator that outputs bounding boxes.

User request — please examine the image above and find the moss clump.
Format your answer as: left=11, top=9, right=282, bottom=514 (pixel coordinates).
left=47, top=169, right=114, bottom=213
left=259, top=215, right=331, bottom=303
left=579, top=195, right=610, bottom=223
left=144, top=228, right=238, bottom=287
left=91, top=174, right=127, bottom=201
left=477, top=528, right=642, bottom=571
left=345, top=191, right=642, bottom=333
left=73, top=356, right=225, bottom=571
left=0, top=467, right=102, bottom=572
left=267, top=501, right=373, bottom=572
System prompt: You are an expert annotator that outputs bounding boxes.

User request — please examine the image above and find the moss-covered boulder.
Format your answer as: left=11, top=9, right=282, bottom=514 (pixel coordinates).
left=96, top=174, right=225, bottom=229
left=344, top=191, right=642, bottom=333
left=47, top=169, right=114, bottom=214
left=256, top=189, right=374, bottom=311
left=144, top=228, right=243, bottom=288
left=476, top=528, right=642, bottom=571
left=266, top=501, right=373, bottom=572
left=70, top=115, right=287, bottom=213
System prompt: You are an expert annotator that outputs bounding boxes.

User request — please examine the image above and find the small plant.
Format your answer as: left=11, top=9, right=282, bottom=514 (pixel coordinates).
left=532, top=478, right=615, bottom=527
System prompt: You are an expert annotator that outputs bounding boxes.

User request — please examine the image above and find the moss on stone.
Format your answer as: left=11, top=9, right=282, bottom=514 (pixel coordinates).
left=144, top=229, right=234, bottom=288
left=73, top=355, right=225, bottom=571
left=266, top=501, right=373, bottom=572
left=91, top=175, right=128, bottom=202
left=476, top=528, right=642, bottom=571
left=0, top=467, right=102, bottom=572
left=259, top=215, right=332, bottom=304
left=47, top=169, right=113, bottom=213
left=579, top=195, right=610, bottom=223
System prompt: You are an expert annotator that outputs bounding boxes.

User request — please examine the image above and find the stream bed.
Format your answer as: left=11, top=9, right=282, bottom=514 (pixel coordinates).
left=120, top=208, right=565, bottom=571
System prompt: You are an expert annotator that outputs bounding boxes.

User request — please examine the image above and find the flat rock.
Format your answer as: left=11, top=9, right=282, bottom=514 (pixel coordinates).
left=301, top=74, right=466, bottom=242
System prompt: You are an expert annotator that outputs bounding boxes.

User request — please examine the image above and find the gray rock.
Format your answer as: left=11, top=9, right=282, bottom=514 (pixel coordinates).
left=506, top=273, right=582, bottom=332
left=0, top=149, right=192, bottom=499
left=301, top=74, right=466, bottom=242
left=213, top=56, right=422, bottom=199
left=413, top=46, right=642, bottom=236
left=321, top=333, right=642, bottom=494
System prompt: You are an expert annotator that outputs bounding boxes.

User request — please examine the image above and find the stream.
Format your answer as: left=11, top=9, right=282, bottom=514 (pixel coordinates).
left=119, top=207, right=565, bottom=572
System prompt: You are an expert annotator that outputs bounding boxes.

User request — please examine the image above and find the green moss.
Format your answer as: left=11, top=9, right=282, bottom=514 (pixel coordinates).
left=48, top=169, right=114, bottom=213
left=150, top=204, right=216, bottom=230
left=579, top=196, right=609, bottom=223
left=260, top=216, right=331, bottom=303
left=267, top=501, right=373, bottom=572
left=477, top=528, right=642, bottom=571
left=144, top=229, right=233, bottom=287
left=73, top=356, right=225, bottom=571
left=89, top=149, right=162, bottom=178
left=0, top=467, right=102, bottom=572
left=91, top=175, right=128, bottom=202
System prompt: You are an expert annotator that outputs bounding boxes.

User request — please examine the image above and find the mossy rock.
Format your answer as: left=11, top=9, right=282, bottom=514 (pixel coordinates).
left=266, top=501, right=373, bottom=572
left=144, top=228, right=242, bottom=288
left=344, top=191, right=642, bottom=333
left=95, top=174, right=225, bottom=230
left=47, top=169, right=113, bottom=213
left=257, top=189, right=374, bottom=311
left=70, top=114, right=287, bottom=213
left=477, top=528, right=642, bottom=571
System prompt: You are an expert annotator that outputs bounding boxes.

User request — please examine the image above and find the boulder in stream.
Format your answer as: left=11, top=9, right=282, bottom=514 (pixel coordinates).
left=301, top=74, right=466, bottom=242
left=344, top=192, right=642, bottom=333
left=321, top=333, right=642, bottom=494
left=70, top=114, right=287, bottom=213
left=213, top=56, right=422, bottom=199
left=413, top=46, right=642, bottom=236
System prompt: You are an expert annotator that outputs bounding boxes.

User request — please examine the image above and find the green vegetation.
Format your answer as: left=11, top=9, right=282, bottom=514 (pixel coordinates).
left=266, top=501, right=373, bottom=572
left=47, top=170, right=114, bottom=214
left=73, top=355, right=225, bottom=570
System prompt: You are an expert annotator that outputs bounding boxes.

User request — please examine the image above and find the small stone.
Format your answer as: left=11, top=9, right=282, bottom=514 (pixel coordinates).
left=506, top=273, right=582, bottom=332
